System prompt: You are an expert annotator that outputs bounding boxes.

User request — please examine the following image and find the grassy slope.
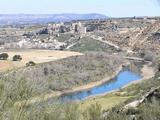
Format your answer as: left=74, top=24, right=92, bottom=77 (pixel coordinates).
left=56, top=33, right=73, bottom=42
left=1, top=52, right=123, bottom=100
left=69, top=37, right=117, bottom=53
left=79, top=67, right=159, bottom=112
left=80, top=95, right=134, bottom=111
left=103, top=72, right=160, bottom=120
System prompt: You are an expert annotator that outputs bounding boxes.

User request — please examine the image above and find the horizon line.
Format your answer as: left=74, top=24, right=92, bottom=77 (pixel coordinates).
left=0, top=13, right=159, bottom=18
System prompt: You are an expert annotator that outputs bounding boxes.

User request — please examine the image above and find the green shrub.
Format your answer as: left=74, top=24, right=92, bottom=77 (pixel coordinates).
left=26, top=61, right=36, bottom=66
left=13, top=55, right=22, bottom=61
left=0, top=53, right=9, bottom=60
left=83, top=103, right=102, bottom=120
left=64, top=103, right=81, bottom=120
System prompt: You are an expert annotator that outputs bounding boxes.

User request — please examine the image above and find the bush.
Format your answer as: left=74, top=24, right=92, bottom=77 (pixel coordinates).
left=64, top=103, right=81, bottom=120
left=83, top=103, right=102, bottom=120
left=13, top=55, right=22, bottom=61
left=0, top=53, right=9, bottom=60
left=26, top=61, right=36, bottom=66
left=158, top=63, right=160, bottom=72
left=143, top=51, right=156, bottom=62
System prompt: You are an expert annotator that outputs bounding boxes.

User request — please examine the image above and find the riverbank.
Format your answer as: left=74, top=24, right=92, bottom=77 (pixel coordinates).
left=121, top=64, right=155, bottom=88
left=15, top=63, right=124, bottom=106
left=84, top=64, right=155, bottom=100
left=79, top=64, right=155, bottom=110
left=63, top=64, right=123, bottom=94
left=15, top=63, right=155, bottom=107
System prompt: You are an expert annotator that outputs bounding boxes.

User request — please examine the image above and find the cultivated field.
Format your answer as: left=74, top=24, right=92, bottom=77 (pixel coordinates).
left=0, top=49, right=83, bottom=72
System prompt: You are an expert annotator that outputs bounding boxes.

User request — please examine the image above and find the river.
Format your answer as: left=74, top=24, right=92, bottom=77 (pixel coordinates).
left=59, top=70, right=142, bottom=101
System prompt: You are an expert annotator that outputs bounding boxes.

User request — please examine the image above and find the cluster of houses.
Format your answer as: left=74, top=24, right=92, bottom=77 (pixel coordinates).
left=15, top=22, right=87, bottom=49
left=47, top=22, right=87, bottom=34
left=17, top=36, right=67, bottom=50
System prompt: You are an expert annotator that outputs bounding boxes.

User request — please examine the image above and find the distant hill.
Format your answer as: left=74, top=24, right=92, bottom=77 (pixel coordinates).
left=0, top=13, right=108, bottom=25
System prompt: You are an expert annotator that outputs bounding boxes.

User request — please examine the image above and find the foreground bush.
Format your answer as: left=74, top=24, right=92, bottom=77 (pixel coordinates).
left=82, top=103, right=102, bottom=120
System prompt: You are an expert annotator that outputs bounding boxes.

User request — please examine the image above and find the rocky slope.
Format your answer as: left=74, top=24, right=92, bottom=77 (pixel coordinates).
left=132, top=21, right=160, bottom=53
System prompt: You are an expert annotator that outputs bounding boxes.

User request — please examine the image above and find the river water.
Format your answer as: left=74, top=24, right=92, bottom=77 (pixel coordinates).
left=59, top=70, right=142, bottom=101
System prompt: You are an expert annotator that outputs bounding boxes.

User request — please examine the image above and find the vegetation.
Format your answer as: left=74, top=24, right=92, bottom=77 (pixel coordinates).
left=102, top=70, right=160, bottom=120
left=0, top=53, right=9, bottom=60
left=82, top=103, right=102, bottom=120
left=0, top=71, right=159, bottom=120
left=103, top=101, right=160, bottom=120
left=2, top=52, right=123, bottom=96
left=0, top=82, right=104, bottom=120
left=80, top=95, right=134, bottom=111
left=56, top=33, right=73, bottom=42
left=26, top=61, right=36, bottom=66
left=13, top=55, right=22, bottom=61
left=0, top=53, right=159, bottom=120
left=0, top=55, right=159, bottom=120
left=69, top=37, right=118, bottom=53
left=0, top=17, right=159, bottom=120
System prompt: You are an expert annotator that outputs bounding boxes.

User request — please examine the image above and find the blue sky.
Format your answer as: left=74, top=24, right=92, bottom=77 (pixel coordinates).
left=0, top=0, right=159, bottom=17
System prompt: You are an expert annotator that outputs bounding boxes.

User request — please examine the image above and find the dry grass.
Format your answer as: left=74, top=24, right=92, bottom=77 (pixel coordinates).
left=0, top=49, right=83, bottom=72
left=80, top=95, right=133, bottom=110
left=0, top=60, right=14, bottom=72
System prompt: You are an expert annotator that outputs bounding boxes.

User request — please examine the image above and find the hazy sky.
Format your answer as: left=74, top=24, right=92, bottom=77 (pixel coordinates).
left=0, top=0, right=160, bottom=17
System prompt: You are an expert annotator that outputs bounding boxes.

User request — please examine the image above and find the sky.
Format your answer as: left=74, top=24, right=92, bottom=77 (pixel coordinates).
left=0, top=0, right=160, bottom=17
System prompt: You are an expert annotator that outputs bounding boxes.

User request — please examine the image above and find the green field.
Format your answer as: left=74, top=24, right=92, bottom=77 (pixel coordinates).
left=69, top=37, right=118, bottom=53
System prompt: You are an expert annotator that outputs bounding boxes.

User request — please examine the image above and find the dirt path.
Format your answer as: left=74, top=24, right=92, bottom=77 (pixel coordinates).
left=91, top=35, right=120, bottom=50
left=141, top=65, right=155, bottom=80
left=124, top=57, right=144, bottom=62
left=66, top=42, right=79, bottom=49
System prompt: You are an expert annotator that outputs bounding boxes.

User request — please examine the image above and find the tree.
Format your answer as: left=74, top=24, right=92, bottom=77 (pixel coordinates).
left=0, top=53, right=9, bottom=60
left=60, top=45, right=65, bottom=50
left=44, top=67, right=49, bottom=76
left=158, top=62, right=160, bottom=72
left=26, top=61, right=36, bottom=67
left=13, top=55, right=22, bottom=61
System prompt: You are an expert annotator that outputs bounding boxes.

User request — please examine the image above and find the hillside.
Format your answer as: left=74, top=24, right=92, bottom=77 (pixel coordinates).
left=0, top=17, right=159, bottom=120
left=68, top=37, right=119, bottom=53
left=132, top=21, right=160, bottom=53
left=0, top=13, right=107, bottom=25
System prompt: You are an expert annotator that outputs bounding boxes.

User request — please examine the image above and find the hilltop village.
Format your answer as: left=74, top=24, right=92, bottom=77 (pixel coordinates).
left=0, top=17, right=159, bottom=53
left=0, top=21, right=87, bottom=49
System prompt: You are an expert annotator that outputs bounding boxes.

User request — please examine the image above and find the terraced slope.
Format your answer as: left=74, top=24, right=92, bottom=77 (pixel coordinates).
left=132, top=21, right=160, bottom=53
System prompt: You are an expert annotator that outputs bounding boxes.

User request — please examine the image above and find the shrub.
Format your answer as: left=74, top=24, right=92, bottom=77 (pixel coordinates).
left=0, top=53, right=9, bottom=60
left=158, top=63, right=160, bottom=72
left=83, top=103, right=102, bottom=120
left=44, top=67, right=49, bottom=75
left=143, top=51, right=156, bottom=62
left=26, top=61, right=36, bottom=66
left=13, top=55, right=22, bottom=61
left=64, top=103, right=81, bottom=120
